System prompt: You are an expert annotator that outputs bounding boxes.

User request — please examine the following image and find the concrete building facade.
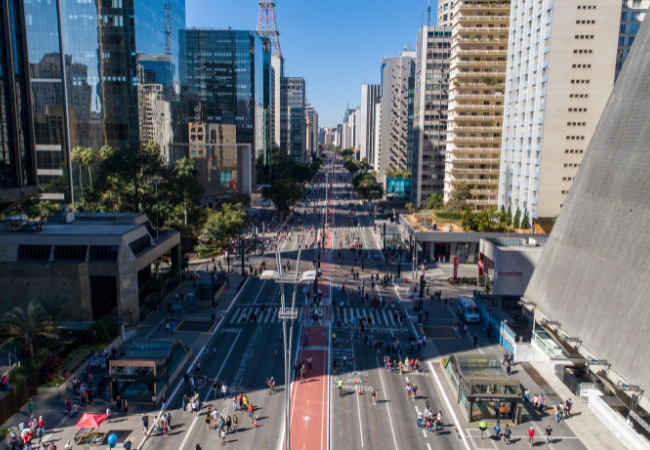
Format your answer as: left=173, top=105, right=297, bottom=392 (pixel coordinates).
left=412, top=26, right=451, bottom=208
left=498, top=0, right=621, bottom=223
left=445, top=0, right=510, bottom=211
left=0, top=212, right=180, bottom=324
left=379, top=51, right=416, bottom=182
left=359, top=84, right=381, bottom=162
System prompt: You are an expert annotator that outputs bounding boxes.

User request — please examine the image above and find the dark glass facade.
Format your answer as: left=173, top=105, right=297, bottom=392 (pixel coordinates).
left=0, top=0, right=38, bottom=212
left=180, top=29, right=271, bottom=163
left=24, top=0, right=185, bottom=203
left=280, top=77, right=305, bottom=160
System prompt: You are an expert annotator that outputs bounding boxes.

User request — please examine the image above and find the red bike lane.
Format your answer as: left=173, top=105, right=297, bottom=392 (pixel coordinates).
left=288, top=189, right=334, bottom=450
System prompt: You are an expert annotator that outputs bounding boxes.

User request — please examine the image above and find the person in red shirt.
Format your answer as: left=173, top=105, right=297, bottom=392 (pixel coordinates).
left=527, top=426, right=536, bottom=448
left=37, top=416, right=46, bottom=445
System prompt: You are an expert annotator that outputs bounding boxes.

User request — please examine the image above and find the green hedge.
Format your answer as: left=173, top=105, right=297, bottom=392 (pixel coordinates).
left=89, top=319, right=121, bottom=343
left=433, top=211, right=463, bottom=220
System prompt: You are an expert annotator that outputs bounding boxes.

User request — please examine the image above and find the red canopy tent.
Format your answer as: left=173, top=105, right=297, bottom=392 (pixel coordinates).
left=76, top=413, right=109, bottom=429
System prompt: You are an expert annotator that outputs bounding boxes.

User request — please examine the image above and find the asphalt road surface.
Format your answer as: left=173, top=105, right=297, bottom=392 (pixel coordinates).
left=142, top=155, right=465, bottom=450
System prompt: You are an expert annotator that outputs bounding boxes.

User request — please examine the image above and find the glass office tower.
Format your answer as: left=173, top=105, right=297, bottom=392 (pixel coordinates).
left=180, top=29, right=272, bottom=164
left=24, top=0, right=185, bottom=203
left=0, top=0, right=38, bottom=212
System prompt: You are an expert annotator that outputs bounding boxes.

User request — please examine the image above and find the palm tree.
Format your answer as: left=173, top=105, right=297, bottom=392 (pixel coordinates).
left=174, top=157, right=197, bottom=226
left=99, top=144, right=113, bottom=161
left=0, top=300, right=58, bottom=359
left=81, top=147, right=96, bottom=190
left=71, top=146, right=85, bottom=192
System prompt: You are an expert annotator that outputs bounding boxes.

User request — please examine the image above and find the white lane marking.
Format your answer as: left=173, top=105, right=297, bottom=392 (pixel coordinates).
left=351, top=337, right=365, bottom=447
left=422, top=429, right=428, bottom=438
left=375, top=354, right=400, bottom=450
left=252, top=279, right=267, bottom=304
left=427, top=361, right=472, bottom=450
left=405, top=376, right=410, bottom=383
left=178, top=329, right=243, bottom=450
left=427, top=443, right=432, bottom=450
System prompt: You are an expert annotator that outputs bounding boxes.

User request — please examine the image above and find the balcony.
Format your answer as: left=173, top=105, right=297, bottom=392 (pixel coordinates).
left=448, top=103, right=501, bottom=111
left=450, top=92, right=504, bottom=101
left=457, top=14, right=510, bottom=22
left=453, top=37, right=509, bottom=44
left=446, top=135, right=501, bottom=142
left=457, top=3, right=511, bottom=11
left=455, top=48, right=508, bottom=57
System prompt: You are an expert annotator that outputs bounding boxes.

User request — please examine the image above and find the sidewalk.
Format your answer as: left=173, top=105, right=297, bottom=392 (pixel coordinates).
left=0, top=268, right=246, bottom=450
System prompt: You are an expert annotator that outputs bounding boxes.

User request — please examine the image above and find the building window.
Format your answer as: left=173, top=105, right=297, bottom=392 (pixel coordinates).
left=129, top=236, right=151, bottom=256
left=54, top=245, right=88, bottom=261
left=89, top=246, right=120, bottom=261
left=17, top=245, right=52, bottom=262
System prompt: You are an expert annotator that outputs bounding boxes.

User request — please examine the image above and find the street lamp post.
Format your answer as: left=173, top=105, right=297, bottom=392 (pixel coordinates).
left=260, top=249, right=316, bottom=450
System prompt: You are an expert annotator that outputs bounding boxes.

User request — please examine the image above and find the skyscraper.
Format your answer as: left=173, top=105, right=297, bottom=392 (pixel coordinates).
left=378, top=50, right=416, bottom=182
left=280, top=77, right=306, bottom=160
left=271, top=55, right=284, bottom=148
left=0, top=0, right=38, bottom=213
left=24, top=0, right=185, bottom=203
left=616, top=1, right=649, bottom=80
left=444, top=0, right=510, bottom=210
left=499, top=0, right=620, bottom=224
left=359, top=84, right=381, bottom=163
left=411, top=26, right=451, bottom=207
left=180, top=30, right=272, bottom=164
left=305, top=105, right=319, bottom=158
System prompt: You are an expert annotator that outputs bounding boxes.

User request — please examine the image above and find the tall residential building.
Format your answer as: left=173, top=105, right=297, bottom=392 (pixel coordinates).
left=438, top=0, right=454, bottom=26
left=305, top=105, right=319, bottom=158
left=181, top=30, right=272, bottom=165
left=378, top=50, right=416, bottom=181
left=25, top=0, right=185, bottom=203
left=271, top=55, right=284, bottom=147
left=280, top=77, right=306, bottom=160
left=499, top=0, right=620, bottom=224
left=348, top=107, right=361, bottom=153
left=411, top=26, right=451, bottom=207
left=616, top=1, right=649, bottom=80
left=359, top=84, right=381, bottom=162
left=373, top=102, right=382, bottom=168
left=0, top=0, right=38, bottom=213
left=444, top=0, right=510, bottom=210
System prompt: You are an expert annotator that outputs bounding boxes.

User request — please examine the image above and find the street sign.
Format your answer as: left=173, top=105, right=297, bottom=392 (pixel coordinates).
left=278, top=308, right=299, bottom=320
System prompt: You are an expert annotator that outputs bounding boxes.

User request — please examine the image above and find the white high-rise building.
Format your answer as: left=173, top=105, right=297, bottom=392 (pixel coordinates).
left=412, top=26, right=451, bottom=207
left=305, top=105, right=319, bottom=157
left=373, top=102, right=382, bottom=168
left=359, top=84, right=381, bottom=162
left=378, top=50, right=416, bottom=182
left=499, top=0, right=622, bottom=224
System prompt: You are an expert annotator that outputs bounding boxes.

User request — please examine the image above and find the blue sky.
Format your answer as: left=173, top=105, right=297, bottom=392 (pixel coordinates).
left=186, top=0, right=436, bottom=127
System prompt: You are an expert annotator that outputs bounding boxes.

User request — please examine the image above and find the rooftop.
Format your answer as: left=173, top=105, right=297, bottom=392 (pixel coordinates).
left=484, top=237, right=548, bottom=248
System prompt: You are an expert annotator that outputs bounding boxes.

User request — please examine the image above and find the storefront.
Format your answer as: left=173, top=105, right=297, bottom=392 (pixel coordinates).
left=443, top=354, right=522, bottom=423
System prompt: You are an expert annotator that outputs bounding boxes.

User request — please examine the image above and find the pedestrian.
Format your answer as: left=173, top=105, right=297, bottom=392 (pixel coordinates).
left=71, top=402, right=79, bottom=419
left=494, top=400, right=501, bottom=418
left=152, top=394, right=156, bottom=408
left=307, top=356, right=313, bottom=372
left=545, top=424, right=553, bottom=444
left=142, top=414, right=149, bottom=435
left=416, top=410, right=423, bottom=428
left=372, top=389, right=378, bottom=405
left=123, top=397, right=129, bottom=414
left=28, top=398, right=34, bottom=416
left=503, top=424, right=512, bottom=444
left=161, top=393, right=166, bottom=410
left=493, top=419, right=501, bottom=438
left=124, top=439, right=132, bottom=450
left=528, top=426, right=536, bottom=448
left=473, top=334, right=478, bottom=347
left=565, top=398, right=573, bottom=418
left=221, top=429, right=226, bottom=445
left=65, top=398, right=72, bottom=416
left=247, top=403, right=254, bottom=423
left=555, top=405, right=562, bottom=423
left=106, top=407, right=112, bottom=423
left=64, top=440, right=73, bottom=450
left=205, top=408, right=212, bottom=430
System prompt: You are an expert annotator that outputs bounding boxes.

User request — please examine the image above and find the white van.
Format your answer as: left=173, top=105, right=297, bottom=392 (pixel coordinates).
left=458, top=296, right=480, bottom=323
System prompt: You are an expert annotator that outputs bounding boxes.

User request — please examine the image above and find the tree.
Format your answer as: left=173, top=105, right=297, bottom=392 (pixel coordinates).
left=0, top=300, right=58, bottom=359
left=405, top=202, right=417, bottom=214
left=423, top=193, right=444, bottom=210
left=262, top=181, right=303, bottom=219
left=81, top=147, right=96, bottom=190
left=513, top=207, right=521, bottom=229
left=344, top=158, right=360, bottom=174
left=71, top=146, right=86, bottom=192
left=354, top=172, right=383, bottom=201
left=201, top=203, right=247, bottom=245
left=445, top=182, right=472, bottom=212
left=174, top=157, right=200, bottom=226
left=521, top=208, right=529, bottom=230
left=506, top=205, right=512, bottom=227
left=498, top=205, right=508, bottom=226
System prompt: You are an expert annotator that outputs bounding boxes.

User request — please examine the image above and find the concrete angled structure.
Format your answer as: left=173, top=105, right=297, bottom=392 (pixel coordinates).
left=523, top=14, right=650, bottom=414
